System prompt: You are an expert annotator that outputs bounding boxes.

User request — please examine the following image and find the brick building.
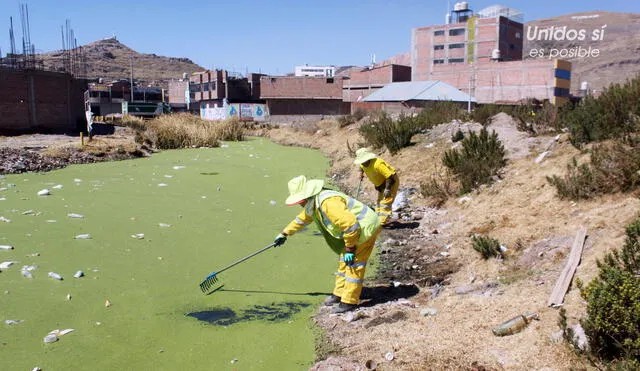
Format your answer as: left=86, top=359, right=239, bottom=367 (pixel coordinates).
left=412, top=14, right=523, bottom=80
left=259, top=76, right=349, bottom=115
left=0, top=68, right=87, bottom=134
left=188, top=70, right=264, bottom=110
left=343, top=64, right=412, bottom=102
left=411, top=3, right=571, bottom=104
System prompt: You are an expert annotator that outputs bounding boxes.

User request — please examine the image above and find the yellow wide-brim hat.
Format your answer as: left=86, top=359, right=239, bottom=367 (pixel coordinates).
left=353, top=148, right=377, bottom=165
left=285, top=175, right=324, bottom=205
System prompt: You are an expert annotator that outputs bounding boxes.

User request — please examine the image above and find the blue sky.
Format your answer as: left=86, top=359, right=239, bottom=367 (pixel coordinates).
left=0, top=0, right=638, bottom=75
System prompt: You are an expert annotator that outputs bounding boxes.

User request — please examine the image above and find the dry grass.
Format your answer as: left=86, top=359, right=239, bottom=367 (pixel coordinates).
left=122, top=113, right=245, bottom=150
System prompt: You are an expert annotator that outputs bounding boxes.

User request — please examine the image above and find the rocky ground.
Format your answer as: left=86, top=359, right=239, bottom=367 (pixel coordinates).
left=3, top=117, right=639, bottom=370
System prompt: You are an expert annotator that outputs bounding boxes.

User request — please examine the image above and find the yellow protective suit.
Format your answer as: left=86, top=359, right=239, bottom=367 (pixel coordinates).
left=282, top=190, right=381, bottom=305
left=360, top=158, right=400, bottom=224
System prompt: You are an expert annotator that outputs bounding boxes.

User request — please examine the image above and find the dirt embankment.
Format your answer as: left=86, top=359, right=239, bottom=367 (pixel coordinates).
left=254, top=116, right=640, bottom=370
left=3, top=118, right=639, bottom=370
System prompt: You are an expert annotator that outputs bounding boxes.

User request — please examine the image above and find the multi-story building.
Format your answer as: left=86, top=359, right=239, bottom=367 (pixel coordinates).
left=294, top=65, right=336, bottom=77
left=187, top=70, right=264, bottom=110
left=412, top=3, right=524, bottom=80
left=412, top=3, right=571, bottom=105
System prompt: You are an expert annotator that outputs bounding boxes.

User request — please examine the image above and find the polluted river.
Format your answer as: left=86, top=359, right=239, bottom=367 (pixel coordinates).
left=0, top=138, right=338, bottom=370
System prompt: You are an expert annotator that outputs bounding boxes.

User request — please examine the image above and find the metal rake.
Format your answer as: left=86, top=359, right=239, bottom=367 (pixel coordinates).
left=199, top=242, right=277, bottom=293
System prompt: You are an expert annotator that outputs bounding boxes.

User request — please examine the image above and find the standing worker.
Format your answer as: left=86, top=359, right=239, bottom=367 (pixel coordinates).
left=273, top=175, right=381, bottom=314
left=353, top=148, right=399, bottom=225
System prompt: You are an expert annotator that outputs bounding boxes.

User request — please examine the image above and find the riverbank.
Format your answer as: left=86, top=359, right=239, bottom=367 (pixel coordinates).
left=3, top=117, right=638, bottom=370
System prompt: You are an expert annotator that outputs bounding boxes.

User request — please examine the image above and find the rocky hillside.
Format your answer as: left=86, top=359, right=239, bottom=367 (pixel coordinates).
left=525, top=11, right=640, bottom=93
left=39, top=37, right=204, bottom=86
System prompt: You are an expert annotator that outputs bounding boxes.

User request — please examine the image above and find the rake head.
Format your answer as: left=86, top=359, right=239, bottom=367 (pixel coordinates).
left=199, top=272, right=219, bottom=293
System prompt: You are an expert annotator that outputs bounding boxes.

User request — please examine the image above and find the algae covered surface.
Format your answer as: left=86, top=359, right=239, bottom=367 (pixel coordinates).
left=0, top=138, right=336, bottom=370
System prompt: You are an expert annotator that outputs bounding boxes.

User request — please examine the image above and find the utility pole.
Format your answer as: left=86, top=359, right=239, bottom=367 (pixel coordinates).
left=130, top=57, right=134, bottom=102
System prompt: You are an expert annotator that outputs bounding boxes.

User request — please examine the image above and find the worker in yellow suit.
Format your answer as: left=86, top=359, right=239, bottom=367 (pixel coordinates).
left=273, top=175, right=381, bottom=313
left=354, top=148, right=400, bottom=225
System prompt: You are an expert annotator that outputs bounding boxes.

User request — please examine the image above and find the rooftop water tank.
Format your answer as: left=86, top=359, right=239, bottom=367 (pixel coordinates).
left=454, top=2, right=469, bottom=11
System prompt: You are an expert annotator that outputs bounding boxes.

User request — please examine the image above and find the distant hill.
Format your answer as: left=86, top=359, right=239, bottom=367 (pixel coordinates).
left=39, top=38, right=204, bottom=86
left=524, top=11, right=640, bottom=93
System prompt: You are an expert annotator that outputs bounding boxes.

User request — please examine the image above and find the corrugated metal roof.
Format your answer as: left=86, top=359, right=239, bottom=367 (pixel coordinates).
left=363, top=80, right=476, bottom=103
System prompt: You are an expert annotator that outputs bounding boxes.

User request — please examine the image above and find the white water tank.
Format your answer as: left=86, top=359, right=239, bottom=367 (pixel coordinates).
left=491, top=49, right=501, bottom=60
left=581, top=81, right=589, bottom=91
left=454, top=2, right=469, bottom=11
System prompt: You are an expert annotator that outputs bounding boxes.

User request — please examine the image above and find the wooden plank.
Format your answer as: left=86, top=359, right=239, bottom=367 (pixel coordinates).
left=548, top=226, right=587, bottom=307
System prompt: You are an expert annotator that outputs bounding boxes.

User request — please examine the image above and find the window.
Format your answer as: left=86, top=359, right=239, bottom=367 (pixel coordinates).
left=448, top=58, right=464, bottom=63
left=515, top=32, right=522, bottom=39
left=326, top=78, right=334, bottom=83
left=434, top=30, right=445, bottom=36
left=433, top=59, right=445, bottom=64
left=449, top=28, right=465, bottom=36
left=202, top=82, right=210, bottom=92
left=448, top=43, right=465, bottom=49
left=434, top=44, right=444, bottom=50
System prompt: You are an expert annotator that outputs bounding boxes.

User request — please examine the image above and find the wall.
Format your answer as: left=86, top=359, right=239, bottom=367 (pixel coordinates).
left=260, top=76, right=343, bottom=99
left=0, top=68, right=87, bottom=134
left=343, top=65, right=411, bottom=102
left=266, top=99, right=349, bottom=115
left=168, top=80, right=188, bottom=104
left=423, top=59, right=571, bottom=104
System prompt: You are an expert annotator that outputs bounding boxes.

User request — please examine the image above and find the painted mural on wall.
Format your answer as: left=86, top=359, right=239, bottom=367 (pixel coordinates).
left=201, top=102, right=268, bottom=121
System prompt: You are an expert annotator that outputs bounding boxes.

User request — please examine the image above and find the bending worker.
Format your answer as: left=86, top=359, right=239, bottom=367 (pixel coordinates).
left=273, top=175, right=381, bottom=314
left=354, top=148, right=400, bottom=225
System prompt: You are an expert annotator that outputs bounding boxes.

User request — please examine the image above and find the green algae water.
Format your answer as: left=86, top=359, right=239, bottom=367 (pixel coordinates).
left=0, top=137, right=337, bottom=370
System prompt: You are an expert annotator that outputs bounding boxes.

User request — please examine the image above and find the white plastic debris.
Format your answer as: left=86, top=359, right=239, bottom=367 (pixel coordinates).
left=43, top=328, right=74, bottom=343
left=67, top=213, right=84, bottom=218
left=158, top=223, right=171, bottom=228
left=131, top=233, right=145, bottom=239
left=164, top=175, right=173, bottom=178
left=158, top=183, right=168, bottom=187
left=0, top=245, right=14, bottom=250
left=21, top=265, right=36, bottom=278
left=43, top=334, right=58, bottom=343
left=172, top=166, right=186, bottom=170
left=0, top=216, right=12, bottom=222
left=0, top=197, right=6, bottom=200
left=0, top=261, right=16, bottom=269
left=66, top=294, right=72, bottom=301
left=73, top=270, right=84, bottom=278
left=5, top=319, right=24, bottom=325
left=52, top=184, right=63, bottom=189
left=37, top=189, right=51, bottom=196
left=457, top=196, right=472, bottom=204
left=535, top=151, right=551, bottom=164
left=269, top=200, right=277, bottom=205
left=440, top=251, right=450, bottom=257
left=48, top=272, right=63, bottom=280
left=385, top=351, right=395, bottom=361
left=46, top=220, right=56, bottom=223
left=74, top=234, right=92, bottom=239
left=22, top=210, right=35, bottom=215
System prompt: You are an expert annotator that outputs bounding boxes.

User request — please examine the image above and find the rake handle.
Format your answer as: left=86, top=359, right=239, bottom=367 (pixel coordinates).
left=213, top=242, right=277, bottom=276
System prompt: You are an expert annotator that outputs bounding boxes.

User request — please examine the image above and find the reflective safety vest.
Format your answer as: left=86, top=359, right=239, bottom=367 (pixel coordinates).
left=307, top=190, right=380, bottom=254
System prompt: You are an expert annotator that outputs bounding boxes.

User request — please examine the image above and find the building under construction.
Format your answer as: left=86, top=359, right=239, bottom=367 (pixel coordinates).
left=0, top=6, right=88, bottom=134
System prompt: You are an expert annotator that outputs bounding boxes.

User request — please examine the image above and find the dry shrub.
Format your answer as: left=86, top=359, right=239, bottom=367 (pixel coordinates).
left=419, top=169, right=457, bottom=207
left=442, top=128, right=507, bottom=194
left=547, top=141, right=640, bottom=200
left=471, top=235, right=503, bottom=260
left=117, top=115, right=146, bottom=131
